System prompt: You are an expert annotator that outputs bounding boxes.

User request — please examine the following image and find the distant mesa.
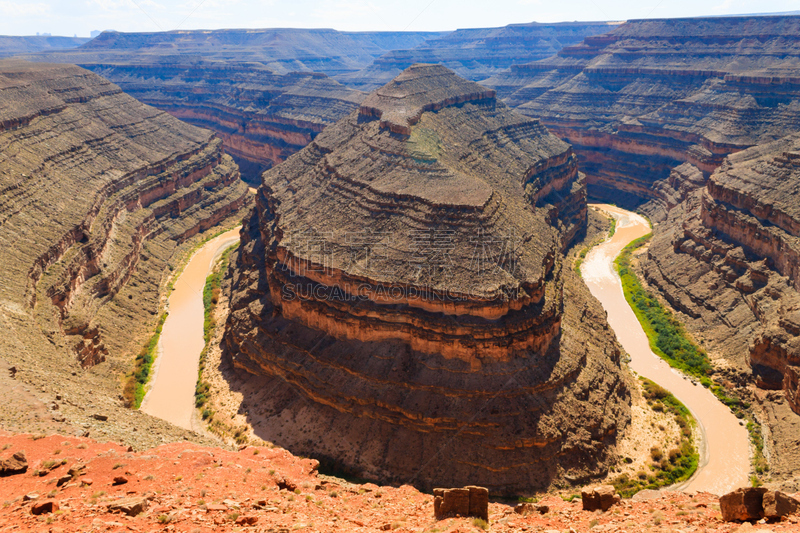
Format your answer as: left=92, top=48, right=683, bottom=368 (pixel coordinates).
left=485, top=15, right=800, bottom=208
left=224, top=64, right=630, bottom=492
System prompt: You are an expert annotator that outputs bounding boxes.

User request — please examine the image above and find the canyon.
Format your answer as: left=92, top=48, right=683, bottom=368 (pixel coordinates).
left=223, top=64, right=630, bottom=493
left=0, top=58, right=250, bottom=448
left=2, top=10, right=800, bottom=502
left=485, top=15, right=800, bottom=206
left=4, top=22, right=615, bottom=183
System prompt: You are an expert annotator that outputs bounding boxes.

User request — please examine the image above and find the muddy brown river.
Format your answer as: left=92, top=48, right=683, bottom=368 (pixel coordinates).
left=140, top=228, right=240, bottom=431
left=582, top=204, right=750, bottom=495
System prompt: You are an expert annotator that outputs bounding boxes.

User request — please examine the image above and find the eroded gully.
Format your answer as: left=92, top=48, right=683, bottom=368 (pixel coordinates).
left=581, top=204, right=750, bottom=495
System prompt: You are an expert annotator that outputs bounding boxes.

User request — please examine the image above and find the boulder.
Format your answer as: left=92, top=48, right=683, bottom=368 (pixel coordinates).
left=107, top=496, right=148, bottom=517
left=582, top=485, right=621, bottom=511
left=0, top=450, right=27, bottom=476
left=112, top=475, right=128, bottom=485
left=434, top=486, right=489, bottom=521
left=720, top=487, right=767, bottom=522
left=31, top=500, right=58, bottom=515
left=514, top=502, right=549, bottom=515
left=763, top=490, right=800, bottom=520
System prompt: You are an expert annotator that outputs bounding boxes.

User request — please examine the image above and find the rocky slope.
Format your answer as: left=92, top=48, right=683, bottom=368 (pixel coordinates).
left=3, top=432, right=793, bottom=533
left=641, top=135, right=800, bottom=482
left=85, top=61, right=365, bottom=185
left=18, top=29, right=411, bottom=184
left=224, top=64, right=630, bottom=493
left=337, top=22, right=617, bottom=91
left=0, top=59, right=250, bottom=448
left=485, top=15, right=800, bottom=206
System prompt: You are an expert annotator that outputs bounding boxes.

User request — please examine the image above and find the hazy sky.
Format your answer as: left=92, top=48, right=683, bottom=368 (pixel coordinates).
left=1, top=0, right=798, bottom=37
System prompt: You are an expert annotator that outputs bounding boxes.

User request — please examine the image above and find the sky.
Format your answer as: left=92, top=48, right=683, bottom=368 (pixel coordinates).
left=1, top=0, right=798, bottom=37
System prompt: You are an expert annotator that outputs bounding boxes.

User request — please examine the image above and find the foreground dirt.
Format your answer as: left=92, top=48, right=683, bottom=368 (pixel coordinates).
left=0, top=432, right=797, bottom=533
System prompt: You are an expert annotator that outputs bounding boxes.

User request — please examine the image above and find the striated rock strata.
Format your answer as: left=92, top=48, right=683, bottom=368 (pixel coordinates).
left=225, top=65, right=630, bottom=492
left=485, top=15, right=800, bottom=206
left=85, top=62, right=365, bottom=185
left=337, top=22, right=616, bottom=91
left=642, top=135, right=800, bottom=479
left=20, top=28, right=386, bottom=185
left=0, top=59, right=249, bottom=443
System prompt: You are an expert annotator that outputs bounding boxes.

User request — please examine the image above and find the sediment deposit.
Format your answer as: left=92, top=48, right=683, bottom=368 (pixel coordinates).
left=0, top=59, right=249, bottom=447
left=224, top=64, right=630, bottom=493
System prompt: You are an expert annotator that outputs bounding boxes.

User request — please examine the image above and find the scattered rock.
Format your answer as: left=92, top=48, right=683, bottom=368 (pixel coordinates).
left=56, top=474, right=72, bottom=487
left=514, top=502, right=549, bottom=515
left=107, top=496, right=148, bottom=517
left=276, top=478, right=297, bottom=491
left=92, top=414, right=108, bottom=421
left=581, top=485, right=621, bottom=512
left=206, top=504, right=227, bottom=512
left=720, top=487, right=768, bottom=522
left=31, top=499, right=59, bottom=515
left=235, top=515, right=258, bottom=526
left=434, top=486, right=489, bottom=521
left=763, top=490, right=800, bottom=520
left=23, top=493, right=39, bottom=502
left=632, top=489, right=663, bottom=501
left=112, top=475, right=128, bottom=485
left=81, top=478, right=93, bottom=486
left=0, top=450, right=27, bottom=476
left=68, top=464, right=86, bottom=478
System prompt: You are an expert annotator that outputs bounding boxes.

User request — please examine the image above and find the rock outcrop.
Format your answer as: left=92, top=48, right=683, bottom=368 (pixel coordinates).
left=225, top=64, right=629, bottom=493
left=642, top=135, right=800, bottom=479
left=0, top=59, right=249, bottom=446
left=485, top=15, right=800, bottom=206
left=433, top=486, right=489, bottom=521
left=719, top=487, right=800, bottom=522
left=338, top=22, right=616, bottom=91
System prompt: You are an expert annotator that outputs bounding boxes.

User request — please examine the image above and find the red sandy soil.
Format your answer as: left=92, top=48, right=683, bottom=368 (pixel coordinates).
left=0, top=432, right=797, bottom=533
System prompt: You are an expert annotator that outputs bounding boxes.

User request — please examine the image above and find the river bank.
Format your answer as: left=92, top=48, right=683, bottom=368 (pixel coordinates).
left=582, top=204, right=750, bottom=495
left=140, top=228, right=241, bottom=431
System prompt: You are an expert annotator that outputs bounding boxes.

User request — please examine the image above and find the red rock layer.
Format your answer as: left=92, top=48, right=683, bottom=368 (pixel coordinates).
left=0, top=59, right=250, bottom=373
left=485, top=15, right=800, bottom=206
left=225, top=65, right=629, bottom=493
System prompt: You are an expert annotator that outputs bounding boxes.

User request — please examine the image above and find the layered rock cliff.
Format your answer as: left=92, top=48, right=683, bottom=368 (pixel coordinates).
left=85, top=62, right=365, bottom=185
left=485, top=15, right=800, bottom=206
left=642, top=135, right=800, bottom=479
left=224, top=64, right=629, bottom=492
left=337, top=22, right=616, bottom=91
left=0, top=59, right=249, bottom=443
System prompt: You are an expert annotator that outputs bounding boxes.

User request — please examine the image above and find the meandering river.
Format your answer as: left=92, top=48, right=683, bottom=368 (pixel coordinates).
left=581, top=204, right=750, bottom=495
left=140, top=228, right=240, bottom=431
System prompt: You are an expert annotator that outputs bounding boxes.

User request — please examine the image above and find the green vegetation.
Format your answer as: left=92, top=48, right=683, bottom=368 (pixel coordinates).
left=472, top=518, right=489, bottom=530
left=608, top=217, right=617, bottom=238
left=195, top=243, right=237, bottom=416
left=747, top=420, right=769, bottom=476
left=611, top=378, right=698, bottom=498
left=614, top=233, right=748, bottom=414
left=123, top=312, right=168, bottom=408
